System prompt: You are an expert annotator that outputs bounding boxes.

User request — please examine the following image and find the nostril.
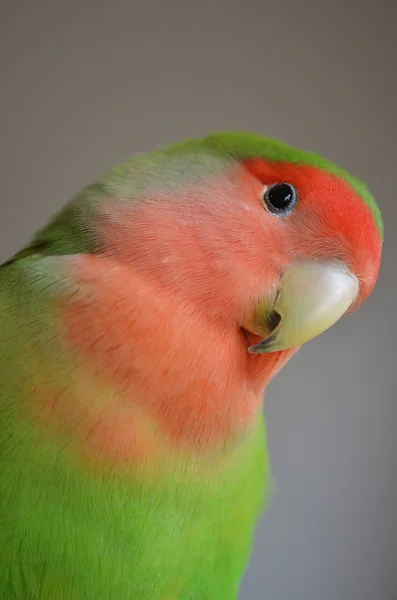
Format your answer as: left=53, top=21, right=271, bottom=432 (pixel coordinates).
left=266, top=310, right=281, bottom=333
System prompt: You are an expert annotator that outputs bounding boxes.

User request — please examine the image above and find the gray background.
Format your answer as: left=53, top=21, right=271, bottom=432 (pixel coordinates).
left=1, top=1, right=396, bottom=598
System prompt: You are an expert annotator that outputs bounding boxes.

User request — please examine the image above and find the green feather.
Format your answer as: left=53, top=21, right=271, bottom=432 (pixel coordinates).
left=0, top=256, right=271, bottom=599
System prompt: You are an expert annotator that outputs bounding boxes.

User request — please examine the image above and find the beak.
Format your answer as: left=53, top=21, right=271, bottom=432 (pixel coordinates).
left=245, top=260, right=359, bottom=354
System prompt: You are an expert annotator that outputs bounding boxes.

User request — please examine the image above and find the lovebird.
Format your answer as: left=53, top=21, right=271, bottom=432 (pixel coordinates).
left=0, top=131, right=383, bottom=599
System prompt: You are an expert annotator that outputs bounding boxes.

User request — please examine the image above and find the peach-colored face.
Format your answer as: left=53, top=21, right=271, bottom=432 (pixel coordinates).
left=49, top=157, right=382, bottom=463
left=95, top=157, right=382, bottom=319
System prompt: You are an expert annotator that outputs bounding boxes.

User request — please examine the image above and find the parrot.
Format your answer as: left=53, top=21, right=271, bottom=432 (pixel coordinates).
left=0, top=131, right=383, bottom=599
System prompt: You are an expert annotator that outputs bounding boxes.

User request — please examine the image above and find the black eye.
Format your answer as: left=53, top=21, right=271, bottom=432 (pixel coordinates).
left=262, top=182, right=297, bottom=215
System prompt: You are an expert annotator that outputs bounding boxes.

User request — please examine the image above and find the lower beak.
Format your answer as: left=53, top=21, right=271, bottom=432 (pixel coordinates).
left=245, top=260, right=359, bottom=354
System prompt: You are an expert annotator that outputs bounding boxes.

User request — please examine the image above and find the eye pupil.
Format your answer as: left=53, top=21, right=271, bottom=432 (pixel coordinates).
left=263, top=182, right=297, bottom=214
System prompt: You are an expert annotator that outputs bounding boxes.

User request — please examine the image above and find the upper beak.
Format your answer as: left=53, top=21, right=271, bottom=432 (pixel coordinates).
left=244, top=260, right=359, bottom=354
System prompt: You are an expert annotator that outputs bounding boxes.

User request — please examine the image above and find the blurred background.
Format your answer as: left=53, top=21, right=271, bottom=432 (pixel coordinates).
left=1, top=1, right=396, bottom=598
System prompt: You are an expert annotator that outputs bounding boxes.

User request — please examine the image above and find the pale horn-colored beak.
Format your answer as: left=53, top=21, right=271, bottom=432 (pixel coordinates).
left=245, top=260, right=359, bottom=354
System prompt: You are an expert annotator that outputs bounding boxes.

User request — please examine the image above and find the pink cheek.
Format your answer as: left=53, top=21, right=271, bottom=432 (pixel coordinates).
left=257, top=210, right=297, bottom=269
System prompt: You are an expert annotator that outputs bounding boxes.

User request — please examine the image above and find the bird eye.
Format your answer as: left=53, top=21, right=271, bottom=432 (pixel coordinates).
left=261, top=182, right=297, bottom=215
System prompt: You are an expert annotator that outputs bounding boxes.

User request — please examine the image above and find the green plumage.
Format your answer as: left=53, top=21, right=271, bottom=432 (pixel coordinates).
left=0, top=255, right=270, bottom=598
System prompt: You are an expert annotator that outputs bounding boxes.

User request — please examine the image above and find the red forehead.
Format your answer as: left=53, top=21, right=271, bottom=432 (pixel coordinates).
left=242, top=157, right=382, bottom=305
